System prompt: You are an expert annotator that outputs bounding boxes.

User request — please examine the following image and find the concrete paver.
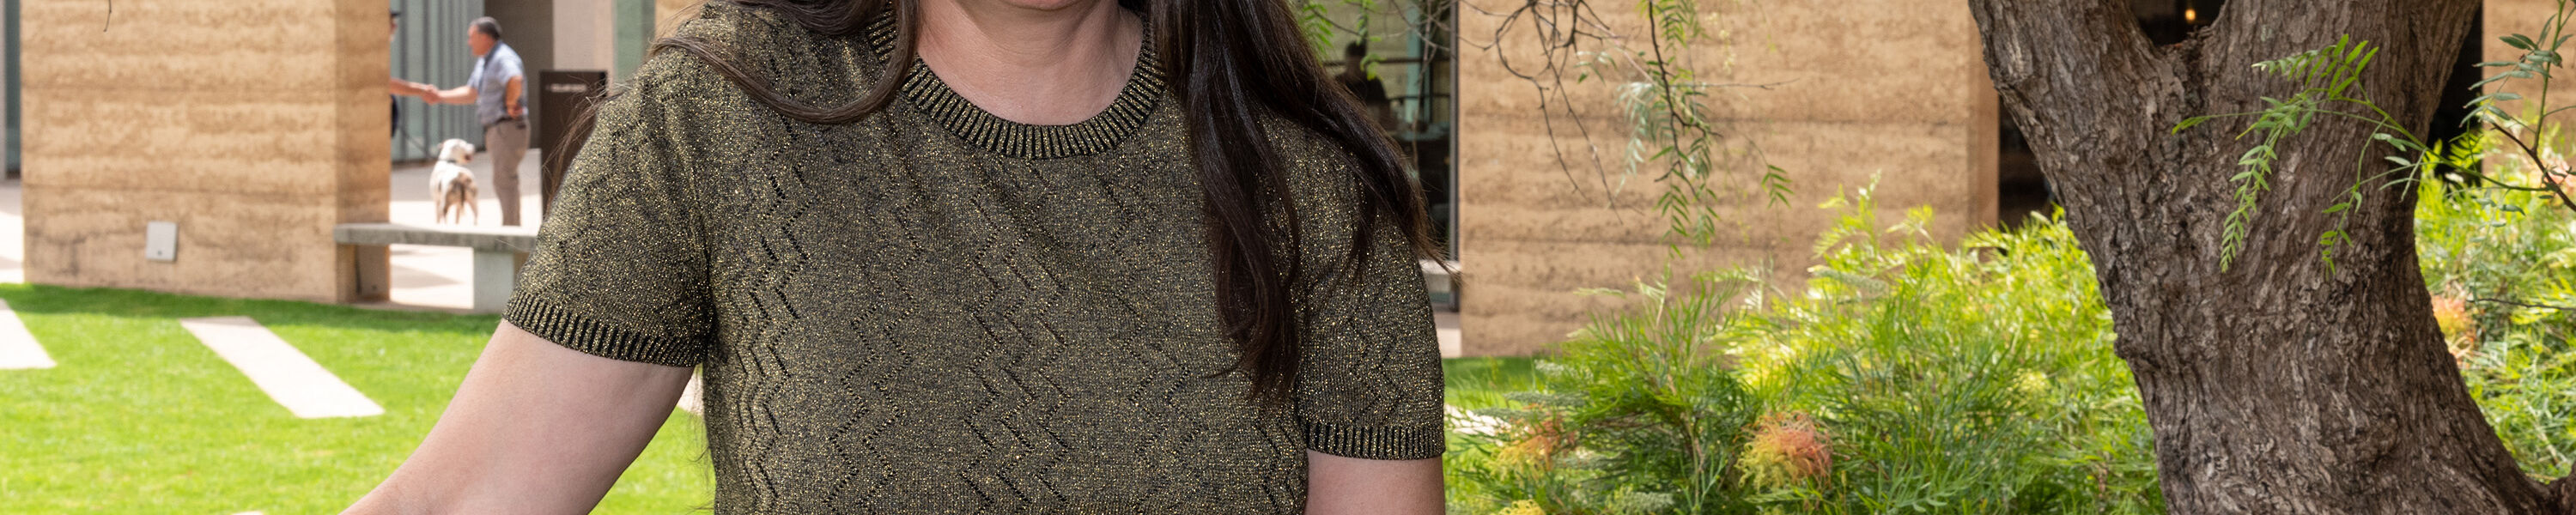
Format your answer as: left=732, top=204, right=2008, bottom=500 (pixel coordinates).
left=0, top=299, right=52, bottom=369
left=180, top=316, right=384, bottom=419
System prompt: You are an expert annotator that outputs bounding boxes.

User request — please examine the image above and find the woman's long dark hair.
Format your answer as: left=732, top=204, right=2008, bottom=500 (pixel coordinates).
left=628, top=0, right=1439, bottom=406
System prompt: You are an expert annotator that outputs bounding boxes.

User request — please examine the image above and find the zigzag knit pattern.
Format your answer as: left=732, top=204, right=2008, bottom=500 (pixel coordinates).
left=502, top=3, right=1444, bottom=513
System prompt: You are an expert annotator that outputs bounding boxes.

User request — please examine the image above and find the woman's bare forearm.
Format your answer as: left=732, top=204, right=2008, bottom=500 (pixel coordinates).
left=343, top=322, right=694, bottom=515
left=1306, top=451, right=1443, bottom=514
left=422, top=86, right=477, bottom=106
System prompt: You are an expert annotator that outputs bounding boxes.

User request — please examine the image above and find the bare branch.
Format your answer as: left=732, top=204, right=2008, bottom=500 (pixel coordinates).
left=2469, top=296, right=2576, bottom=312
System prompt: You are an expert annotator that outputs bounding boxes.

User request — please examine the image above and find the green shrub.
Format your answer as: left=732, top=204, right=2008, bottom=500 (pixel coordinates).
left=1449, top=168, right=2576, bottom=513
left=1751, top=191, right=2156, bottom=514
left=1446, top=270, right=1765, bottom=515
left=2415, top=146, right=2576, bottom=479
left=1447, top=185, right=2158, bottom=515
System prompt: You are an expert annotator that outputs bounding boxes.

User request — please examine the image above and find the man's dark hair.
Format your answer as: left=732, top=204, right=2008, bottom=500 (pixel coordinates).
left=471, top=16, right=503, bottom=40
left=1344, top=40, right=1367, bottom=58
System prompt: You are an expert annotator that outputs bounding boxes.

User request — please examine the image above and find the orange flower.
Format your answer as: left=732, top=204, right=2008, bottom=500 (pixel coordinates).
left=1741, top=411, right=1832, bottom=488
left=1496, top=416, right=1574, bottom=472
left=2431, top=292, right=2478, bottom=366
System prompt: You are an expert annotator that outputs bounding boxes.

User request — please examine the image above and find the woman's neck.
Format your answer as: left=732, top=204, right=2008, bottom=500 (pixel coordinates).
left=915, top=0, right=1143, bottom=126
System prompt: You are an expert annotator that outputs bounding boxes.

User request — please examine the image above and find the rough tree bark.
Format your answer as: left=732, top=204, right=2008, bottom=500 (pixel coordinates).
left=1966, top=1, right=2576, bottom=513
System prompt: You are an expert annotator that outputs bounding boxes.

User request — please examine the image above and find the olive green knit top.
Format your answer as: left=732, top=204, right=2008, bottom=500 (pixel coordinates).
left=501, top=3, right=1444, bottom=512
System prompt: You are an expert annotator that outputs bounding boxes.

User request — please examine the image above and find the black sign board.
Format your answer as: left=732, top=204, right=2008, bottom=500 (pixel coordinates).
left=536, top=70, right=611, bottom=222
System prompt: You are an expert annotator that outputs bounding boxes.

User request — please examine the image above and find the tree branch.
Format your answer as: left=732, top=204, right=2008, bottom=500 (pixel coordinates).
left=2468, top=296, right=2576, bottom=312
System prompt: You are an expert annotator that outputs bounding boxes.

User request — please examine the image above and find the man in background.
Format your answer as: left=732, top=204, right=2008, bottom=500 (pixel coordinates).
left=416, top=17, right=528, bottom=227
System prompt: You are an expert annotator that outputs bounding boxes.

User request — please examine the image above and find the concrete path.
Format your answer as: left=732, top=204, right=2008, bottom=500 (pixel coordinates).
left=1436, top=312, right=1461, bottom=358
left=0, top=299, right=52, bottom=369
left=0, top=178, right=22, bottom=284
left=179, top=317, right=383, bottom=419
left=679, top=373, right=704, bottom=415
left=1445, top=404, right=1506, bottom=435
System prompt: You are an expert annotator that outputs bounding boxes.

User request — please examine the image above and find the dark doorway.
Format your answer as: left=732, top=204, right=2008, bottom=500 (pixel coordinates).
left=2001, top=0, right=2223, bottom=229
left=2429, top=9, right=2484, bottom=182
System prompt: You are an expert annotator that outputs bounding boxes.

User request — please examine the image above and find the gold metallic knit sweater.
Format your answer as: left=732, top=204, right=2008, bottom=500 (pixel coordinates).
left=501, top=3, right=1444, bottom=512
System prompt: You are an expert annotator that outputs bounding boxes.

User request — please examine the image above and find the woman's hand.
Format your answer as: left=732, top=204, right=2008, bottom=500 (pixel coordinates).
left=343, top=321, right=694, bottom=515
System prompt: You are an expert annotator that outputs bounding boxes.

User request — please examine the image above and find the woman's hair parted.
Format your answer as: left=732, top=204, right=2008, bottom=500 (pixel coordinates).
left=569, top=0, right=1441, bottom=407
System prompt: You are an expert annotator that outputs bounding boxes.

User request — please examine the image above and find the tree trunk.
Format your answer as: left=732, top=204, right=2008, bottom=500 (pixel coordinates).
left=1966, top=1, right=2576, bottom=513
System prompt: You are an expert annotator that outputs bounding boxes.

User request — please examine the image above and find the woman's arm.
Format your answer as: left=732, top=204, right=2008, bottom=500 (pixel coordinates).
left=505, top=75, right=526, bottom=118
left=420, top=85, right=477, bottom=106
left=387, top=78, right=430, bottom=98
left=343, top=321, right=694, bottom=515
left=1307, top=451, right=1444, bottom=514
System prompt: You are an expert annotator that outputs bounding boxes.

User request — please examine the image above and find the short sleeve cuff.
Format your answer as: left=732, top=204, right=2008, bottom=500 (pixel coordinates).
left=1301, top=418, right=1444, bottom=460
left=503, top=296, right=707, bottom=367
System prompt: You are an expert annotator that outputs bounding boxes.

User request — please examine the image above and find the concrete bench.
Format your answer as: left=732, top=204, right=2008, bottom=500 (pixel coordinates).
left=1421, top=259, right=1461, bottom=310
left=333, top=223, right=539, bottom=312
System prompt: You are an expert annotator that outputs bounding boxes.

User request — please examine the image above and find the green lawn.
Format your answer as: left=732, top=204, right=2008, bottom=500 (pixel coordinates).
left=0, top=284, right=713, bottom=513
left=1443, top=355, right=1542, bottom=412
left=0, top=282, right=1541, bottom=512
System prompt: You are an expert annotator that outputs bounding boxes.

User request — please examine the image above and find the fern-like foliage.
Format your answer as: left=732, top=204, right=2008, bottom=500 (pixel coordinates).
left=2172, top=36, right=2386, bottom=271
left=2173, top=0, right=2575, bottom=275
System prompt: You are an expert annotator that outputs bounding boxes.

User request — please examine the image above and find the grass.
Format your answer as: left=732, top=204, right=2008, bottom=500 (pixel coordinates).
left=0, top=282, right=1546, bottom=512
left=1443, top=356, right=1542, bottom=412
left=0, top=284, right=714, bottom=513
left=1440, top=356, right=1541, bottom=509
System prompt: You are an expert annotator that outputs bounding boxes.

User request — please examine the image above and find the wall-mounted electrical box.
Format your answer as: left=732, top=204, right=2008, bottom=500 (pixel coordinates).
left=144, top=221, right=177, bottom=262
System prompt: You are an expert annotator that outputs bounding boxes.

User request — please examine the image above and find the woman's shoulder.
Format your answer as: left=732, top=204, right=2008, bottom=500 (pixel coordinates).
left=1249, top=114, right=1407, bottom=240
left=1258, top=115, right=1367, bottom=172
left=1255, top=114, right=1378, bottom=196
left=663, top=1, right=825, bottom=60
left=622, top=1, right=872, bottom=111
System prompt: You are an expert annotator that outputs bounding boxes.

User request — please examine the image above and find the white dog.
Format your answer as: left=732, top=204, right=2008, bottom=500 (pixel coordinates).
left=431, top=139, right=480, bottom=225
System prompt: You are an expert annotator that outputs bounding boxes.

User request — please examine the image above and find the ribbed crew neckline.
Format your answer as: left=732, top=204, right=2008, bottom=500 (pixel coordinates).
left=865, top=11, right=1166, bottom=161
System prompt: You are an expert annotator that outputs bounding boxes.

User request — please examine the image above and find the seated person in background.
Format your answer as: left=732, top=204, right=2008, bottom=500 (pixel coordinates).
left=1336, top=41, right=1402, bottom=133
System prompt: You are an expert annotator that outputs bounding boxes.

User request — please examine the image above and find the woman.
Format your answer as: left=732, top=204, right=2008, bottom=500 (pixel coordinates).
left=343, top=0, right=1446, bottom=512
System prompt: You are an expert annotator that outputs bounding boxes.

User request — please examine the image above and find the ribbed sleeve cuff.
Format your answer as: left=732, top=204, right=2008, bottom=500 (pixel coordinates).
left=503, top=296, right=707, bottom=367
left=1301, top=418, right=1444, bottom=460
